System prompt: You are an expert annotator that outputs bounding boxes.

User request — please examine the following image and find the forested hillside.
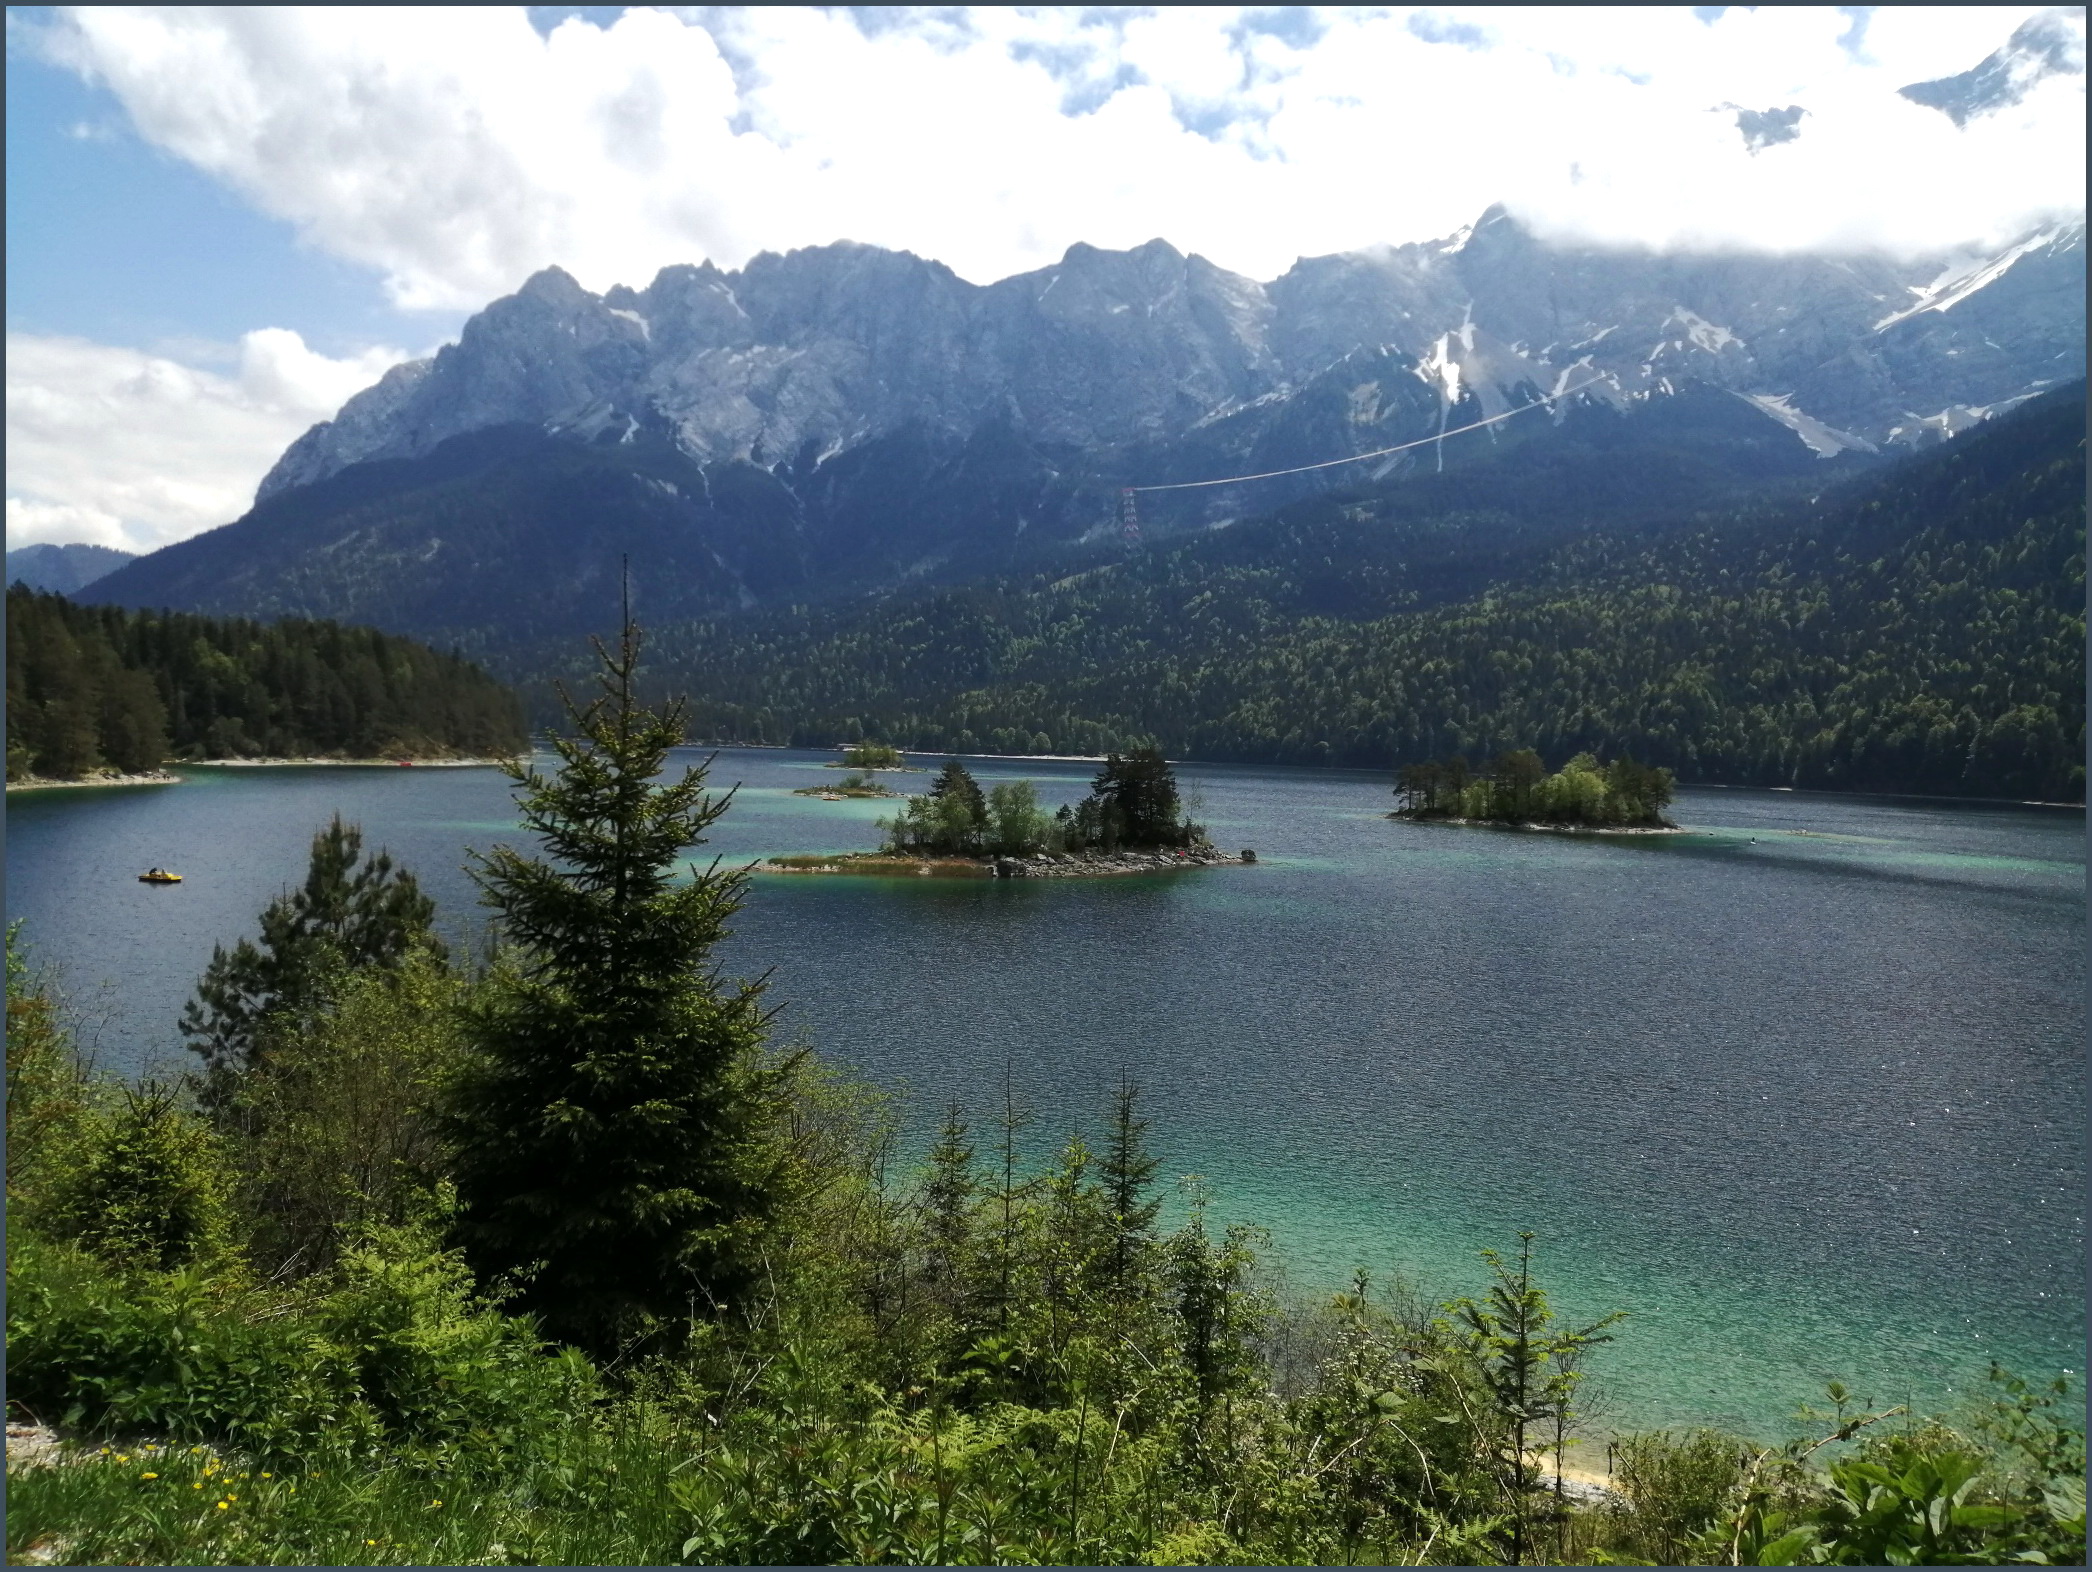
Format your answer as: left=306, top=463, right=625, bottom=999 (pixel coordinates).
left=628, top=384, right=2084, bottom=802
left=5, top=590, right=528, bottom=780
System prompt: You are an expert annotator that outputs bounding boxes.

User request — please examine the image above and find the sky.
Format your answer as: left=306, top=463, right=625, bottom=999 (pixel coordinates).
left=6, top=4, right=2085, bottom=555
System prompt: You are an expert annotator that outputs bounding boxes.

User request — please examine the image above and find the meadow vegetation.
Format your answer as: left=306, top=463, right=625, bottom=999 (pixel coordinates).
left=6, top=627, right=2082, bottom=1567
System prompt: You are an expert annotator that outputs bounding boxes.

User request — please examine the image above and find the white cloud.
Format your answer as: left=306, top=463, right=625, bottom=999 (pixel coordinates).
left=27, top=5, right=2083, bottom=307
left=5, top=331, right=407, bottom=552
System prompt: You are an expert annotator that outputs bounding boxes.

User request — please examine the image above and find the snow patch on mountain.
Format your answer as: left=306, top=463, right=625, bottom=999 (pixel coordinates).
left=1665, top=307, right=1740, bottom=354
left=1885, top=391, right=2046, bottom=447
left=1741, top=393, right=1877, bottom=458
left=1876, top=222, right=2083, bottom=331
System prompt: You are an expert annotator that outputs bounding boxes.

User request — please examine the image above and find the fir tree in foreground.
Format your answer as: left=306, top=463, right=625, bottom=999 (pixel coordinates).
left=445, top=614, right=787, bottom=1355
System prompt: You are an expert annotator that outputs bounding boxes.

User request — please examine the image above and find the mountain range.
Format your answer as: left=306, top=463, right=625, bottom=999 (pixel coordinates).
left=8, top=543, right=137, bottom=597
left=83, top=207, right=2086, bottom=647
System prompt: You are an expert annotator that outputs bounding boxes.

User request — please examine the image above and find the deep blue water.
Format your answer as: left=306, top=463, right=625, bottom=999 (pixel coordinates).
left=7, top=751, right=2083, bottom=1437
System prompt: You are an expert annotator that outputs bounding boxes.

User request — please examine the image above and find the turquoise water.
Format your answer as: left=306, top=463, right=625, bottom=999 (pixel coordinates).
left=7, top=752, right=2082, bottom=1439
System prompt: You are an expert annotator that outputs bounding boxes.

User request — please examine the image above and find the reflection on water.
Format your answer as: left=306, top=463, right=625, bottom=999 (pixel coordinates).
left=7, top=752, right=2083, bottom=1436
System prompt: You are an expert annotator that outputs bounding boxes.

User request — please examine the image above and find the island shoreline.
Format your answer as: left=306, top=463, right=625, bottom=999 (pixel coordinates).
left=1388, top=812, right=1683, bottom=836
left=762, top=848, right=1253, bottom=878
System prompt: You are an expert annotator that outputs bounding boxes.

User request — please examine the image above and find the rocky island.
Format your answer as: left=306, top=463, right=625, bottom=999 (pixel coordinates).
left=791, top=770, right=899, bottom=799
left=770, top=750, right=1251, bottom=877
left=765, top=844, right=1253, bottom=879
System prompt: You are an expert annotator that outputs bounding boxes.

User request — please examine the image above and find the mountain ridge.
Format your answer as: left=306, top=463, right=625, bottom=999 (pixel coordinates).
left=258, top=207, right=2085, bottom=505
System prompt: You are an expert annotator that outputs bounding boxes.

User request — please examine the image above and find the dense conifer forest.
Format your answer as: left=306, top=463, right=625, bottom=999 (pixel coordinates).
left=4, top=588, right=528, bottom=781
left=619, top=386, right=2083, bottom=803
left=7, top=636, right=2082, bottom=1565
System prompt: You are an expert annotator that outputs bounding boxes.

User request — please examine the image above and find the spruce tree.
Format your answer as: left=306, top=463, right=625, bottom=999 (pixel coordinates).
left=1087, top=747, right=1194, bottom=847
left=926, top=758, right=988, bottom=851
left=183, top=814, right=440, bottom=1100
left=1099, top=1074, right=1162, bottom=1297
left=920, top=1101, right=976, bottom=1328
left=445, top=614, right=785, bottom=1354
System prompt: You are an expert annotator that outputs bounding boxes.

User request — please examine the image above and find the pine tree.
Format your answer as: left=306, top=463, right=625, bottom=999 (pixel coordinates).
left=444, top=613, right=787, bottom=1355
left=1087, top=748, right=1194, bottom=847
left=926, top=758, right=988, bottom=851
left=921, top=1101, right=976, bottom=1329
left=1099, top=1074, right=1162, bottom=1298
left=1452, top=1233, right=1624, bottom=1566
left=183, top=814, right=440, bottom=1100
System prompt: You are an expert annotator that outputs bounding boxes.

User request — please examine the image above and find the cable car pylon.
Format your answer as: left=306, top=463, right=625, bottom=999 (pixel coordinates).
left=1119, top=487, right=1141, bottom=548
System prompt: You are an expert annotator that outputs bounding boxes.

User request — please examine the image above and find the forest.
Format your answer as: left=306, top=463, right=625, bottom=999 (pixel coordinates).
left=4, top=588, right=528, bottom=781
left=608, top=385, right=2083, bottom=803
left=6, top=630, right=2083, bottom=1566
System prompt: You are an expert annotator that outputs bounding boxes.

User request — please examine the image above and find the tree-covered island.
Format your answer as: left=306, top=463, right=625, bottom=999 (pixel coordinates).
left=1393, top=749, right=1677, bottom=831
left=825, top=742, right=910, bottom=770
left=767, top=749, right=1249, bottom=877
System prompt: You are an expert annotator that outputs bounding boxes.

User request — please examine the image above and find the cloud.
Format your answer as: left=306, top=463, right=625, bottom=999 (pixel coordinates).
left=1732, top=103, right=1807, bottom=152
left=5, top=331, right=407, bottom=552
left=25, top=5, right=2084, bottom=307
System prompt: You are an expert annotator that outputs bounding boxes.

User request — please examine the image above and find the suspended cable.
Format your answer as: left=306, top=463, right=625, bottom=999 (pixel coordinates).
left=1123, top=376, right=1609, bottom=495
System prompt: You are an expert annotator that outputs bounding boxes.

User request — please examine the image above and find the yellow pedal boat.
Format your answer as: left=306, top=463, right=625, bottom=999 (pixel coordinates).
left=138, top=868, right=183, bottom=884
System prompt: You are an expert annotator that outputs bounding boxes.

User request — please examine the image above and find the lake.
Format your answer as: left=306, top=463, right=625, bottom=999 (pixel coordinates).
left=7, top=750, right=2083, bottom=1440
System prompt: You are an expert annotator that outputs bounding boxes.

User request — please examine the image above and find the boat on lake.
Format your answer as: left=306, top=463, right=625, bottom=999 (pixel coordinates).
left=138, top=868, right=182, bottom=884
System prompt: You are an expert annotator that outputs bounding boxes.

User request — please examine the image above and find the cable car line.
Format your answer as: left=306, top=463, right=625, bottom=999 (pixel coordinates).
left=1122, top=375, right=1609, bottom=496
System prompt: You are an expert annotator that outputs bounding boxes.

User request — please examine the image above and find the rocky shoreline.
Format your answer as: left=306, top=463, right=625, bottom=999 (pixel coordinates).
left=764, top=846, right=1255, bottom=878
left=200, top=756, right=514, bottom=768
left=6, top=769, right=180, bottom=793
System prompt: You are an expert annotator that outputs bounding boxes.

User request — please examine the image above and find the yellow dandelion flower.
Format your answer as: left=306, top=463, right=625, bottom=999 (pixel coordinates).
left=192, top=1483, right=203, bottom=1490
left=141, top=1472, right=159, bottom=1480
left=431, top=1499, right=443, bottom=1508
left=216, top=1501, right=229, bottom=1511
left=260, top=1471, right=271, bottom=1478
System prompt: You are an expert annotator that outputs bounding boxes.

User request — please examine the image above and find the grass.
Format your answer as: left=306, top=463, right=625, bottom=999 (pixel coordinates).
left=6, top=1423, right=695, bottom=1567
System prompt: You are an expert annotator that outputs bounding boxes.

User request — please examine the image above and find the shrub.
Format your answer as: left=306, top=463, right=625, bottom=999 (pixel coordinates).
left=42, top=1082, right=234, bottom=1272
left=230, top=950, right=464, bottom=1278
left=5, top=922, right=90, bottom=1203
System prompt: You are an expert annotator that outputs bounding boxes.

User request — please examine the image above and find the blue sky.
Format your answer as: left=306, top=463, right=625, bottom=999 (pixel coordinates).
left=6, top=46, right=465, bottom=358
left=6, top=5, right=2083, bottom=554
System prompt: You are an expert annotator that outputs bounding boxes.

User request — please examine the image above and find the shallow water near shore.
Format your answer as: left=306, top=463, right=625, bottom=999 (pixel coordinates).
left=7, top=749, right=2082, bottom=1439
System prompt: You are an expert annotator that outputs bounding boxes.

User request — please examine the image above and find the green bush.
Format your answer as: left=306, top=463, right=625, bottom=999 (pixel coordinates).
left=41, top=1082, right=234, bottom=1272
left=5, top=1224, right=593, bottom=1461
left=5, top=1232, right=365, bottom=1453
left=229, top=951, right=464, bottom=1277
left=5, top=922, right=90, bottom=1202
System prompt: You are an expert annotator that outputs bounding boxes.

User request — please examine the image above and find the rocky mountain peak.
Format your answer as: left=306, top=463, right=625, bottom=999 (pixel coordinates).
left=252, top=211, right=2084, bottom=508
left=1901, top=7, right=2085, bottom=126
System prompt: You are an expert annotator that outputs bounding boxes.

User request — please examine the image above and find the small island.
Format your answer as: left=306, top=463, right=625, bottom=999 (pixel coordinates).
left=1390, top=748, right=1678, bottom=832
left=821, top=741, right=918, bottom=771
left=791, top=770, right=900, bottom=799
left=766, top=749, right=1254, bottom=877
